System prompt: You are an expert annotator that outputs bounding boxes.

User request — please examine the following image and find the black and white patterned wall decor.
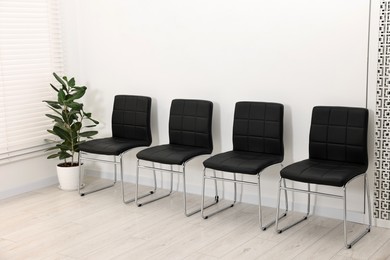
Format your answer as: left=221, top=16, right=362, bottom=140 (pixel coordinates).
left=375, top=0, right=390, bottom=220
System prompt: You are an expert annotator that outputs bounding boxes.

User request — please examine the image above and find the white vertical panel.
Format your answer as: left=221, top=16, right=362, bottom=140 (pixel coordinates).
left=375, top=0, right=390, bottom=221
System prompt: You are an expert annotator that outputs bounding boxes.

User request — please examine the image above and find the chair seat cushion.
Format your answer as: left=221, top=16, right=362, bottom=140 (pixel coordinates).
left=203, top=150, right=283, bottom=175
left=137, top=144, right=212, bottom=165
left=79, top=137, right=151, bottom=156
left=280, top=159, right=368, bottom=187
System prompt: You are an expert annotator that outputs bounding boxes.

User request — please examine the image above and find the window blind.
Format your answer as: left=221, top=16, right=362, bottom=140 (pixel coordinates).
left=0, top=0, right=63, bottom=160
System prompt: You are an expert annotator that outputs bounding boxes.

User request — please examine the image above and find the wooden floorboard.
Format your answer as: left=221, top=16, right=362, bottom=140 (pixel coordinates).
left=0, top=180, right=389, bottom=260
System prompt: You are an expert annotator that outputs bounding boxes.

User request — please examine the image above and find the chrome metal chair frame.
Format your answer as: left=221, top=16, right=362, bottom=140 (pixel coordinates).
left=79, top=150, right=157, bottom=204
left=275, top=173, right=372, bottom=249
left=201, top=165, right=289, bottom=230
left=135, top=99, right=215, bottom=216
left=77, top=95, right=153, bottom=203
left=136, top=157, right=219, bottom=217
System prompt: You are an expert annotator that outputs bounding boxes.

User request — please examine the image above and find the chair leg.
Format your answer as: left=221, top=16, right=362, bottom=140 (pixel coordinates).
left=119, top=157, right=154, bottom=204
left=183, top=165, right=218, bottom=217
left=213, top=170, right=219, bottom=202
left=283, top=178, right=289, bottom=212
left=259, top=175, right=287, bottom=231
left=367, top=174, right=373, bottom=229
left=78, top=152, right=83, bottom=195
left=136, top=162, right=173, bottom=207
left=79, top=154, right=117, bottom=196
left=343, top=173, right=371, bottom=249
left=276, top=180, right=310, bottom=233
left=258, top=174, right=264, bottom=229
left=201, top=169, right=236, bottom=219
left=275, top=178, right=283, bottom=232
left=114, top=156, right=118, bottom=183
left=201, top=168, right=207, bottom=218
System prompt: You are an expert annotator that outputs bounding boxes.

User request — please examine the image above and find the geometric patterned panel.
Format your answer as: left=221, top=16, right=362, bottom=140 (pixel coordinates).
left=375, top=0, right=390, bottom=220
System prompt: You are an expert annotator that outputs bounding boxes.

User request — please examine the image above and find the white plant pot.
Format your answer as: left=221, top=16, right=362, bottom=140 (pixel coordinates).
left=56, top=164, right=84, bottom=191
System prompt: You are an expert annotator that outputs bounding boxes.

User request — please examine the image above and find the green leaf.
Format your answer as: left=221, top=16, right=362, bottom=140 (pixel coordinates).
left=53, top=126, right=72, bottom=142
left=58, top=89, right=66, bottom=104
left=61, top=110, right=73, bottom=125
left=50, top=84, right=59, bottom=93
left=47, top=153, right=60, bottom=159
left=69, top=88, right=86, bottom=101
left=76, top=140, right=86, bottom=145
left=92, top=118, right=99, bottom=124
left=79, top=131, right=98, bottom=137
left=43, top=100, right=62, bottom=109
left=54, top=122, right=71, bottom=132
left=68, top=77, right=75, bottom=87
left=58, top=143, right=71, bottom=149
left=53, top=72, right=66, bottom=88
left=84, top=124, right=97, bottom=128
left=68, top=109, right=79, bottom=116
left=71, top=122, right=82, bottom=131
left=68, top=113, right=79, bottom=124
left=45, top=114, right=63, bottom=123
left=86, top=117, right=99, bottom=124
left=67, top=102, right=83, bottom=110
left=48, top=106, right=62, bottom=116
left=45, top=146, right=60, bottom=151
left=59, top=151, right=72, bottom=160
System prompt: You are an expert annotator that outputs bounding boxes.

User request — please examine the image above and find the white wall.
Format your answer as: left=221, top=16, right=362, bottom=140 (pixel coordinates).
left=58, top=0, right=380, bottom=223
left=1, top=0, right=381, bottom=225
left=0, top=155, right=58, bottom=199
left=61, top=0, right=372, bottom=150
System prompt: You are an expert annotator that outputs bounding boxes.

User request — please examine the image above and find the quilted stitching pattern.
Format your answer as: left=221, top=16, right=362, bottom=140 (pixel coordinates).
left=112, top=95, right=152, bottom=143
left=203, top=150, right=283, bottom=175
left=136, top=99, right=213, bottom=165
left=233, top=102, right=284, bottom=155
left=169, top=99, right=213, bottom=151
left=309, top=106, right=368, bottom=165
left=137, top=144, right=211, bottom=165
left=281, top=106, right=369, bottom=187
left=203, top=101, right=284, bottom=175
left=281, top=159, right=367, bottom=187
left=79, top=95, right=152, bottom=156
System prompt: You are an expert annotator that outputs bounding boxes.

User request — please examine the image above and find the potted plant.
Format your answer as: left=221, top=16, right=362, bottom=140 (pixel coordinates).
left=43, top=72, right=99, bottom=190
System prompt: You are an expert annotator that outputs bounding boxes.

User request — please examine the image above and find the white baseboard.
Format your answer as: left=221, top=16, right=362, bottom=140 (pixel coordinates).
left=0, top=176, right=58, bottom=200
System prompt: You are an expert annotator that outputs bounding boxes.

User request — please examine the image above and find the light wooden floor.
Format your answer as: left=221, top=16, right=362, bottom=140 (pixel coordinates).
left=1, top=179, right=390, bottom=260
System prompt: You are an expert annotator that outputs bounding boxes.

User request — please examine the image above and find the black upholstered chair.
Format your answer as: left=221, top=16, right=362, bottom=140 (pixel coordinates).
left=201, top=101, right=287, bottom=230
left=135, top=99, right=218, bottom=216
left=275, top=106, right=372, bottom=249
left=78, top=95, right=156, bottom=203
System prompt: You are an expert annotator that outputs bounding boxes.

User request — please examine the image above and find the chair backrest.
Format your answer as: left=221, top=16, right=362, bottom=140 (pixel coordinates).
left=169, top=99, right=213, bottom=151
left=233, top=101, right=284, bottom=156
left=111, top=95, right=152, bottom=144
left=309, top=106, right=368, bottom=165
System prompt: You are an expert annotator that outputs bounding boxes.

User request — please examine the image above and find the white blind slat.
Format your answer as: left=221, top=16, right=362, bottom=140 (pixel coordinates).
left=0, top=0, right=63, bottom=158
